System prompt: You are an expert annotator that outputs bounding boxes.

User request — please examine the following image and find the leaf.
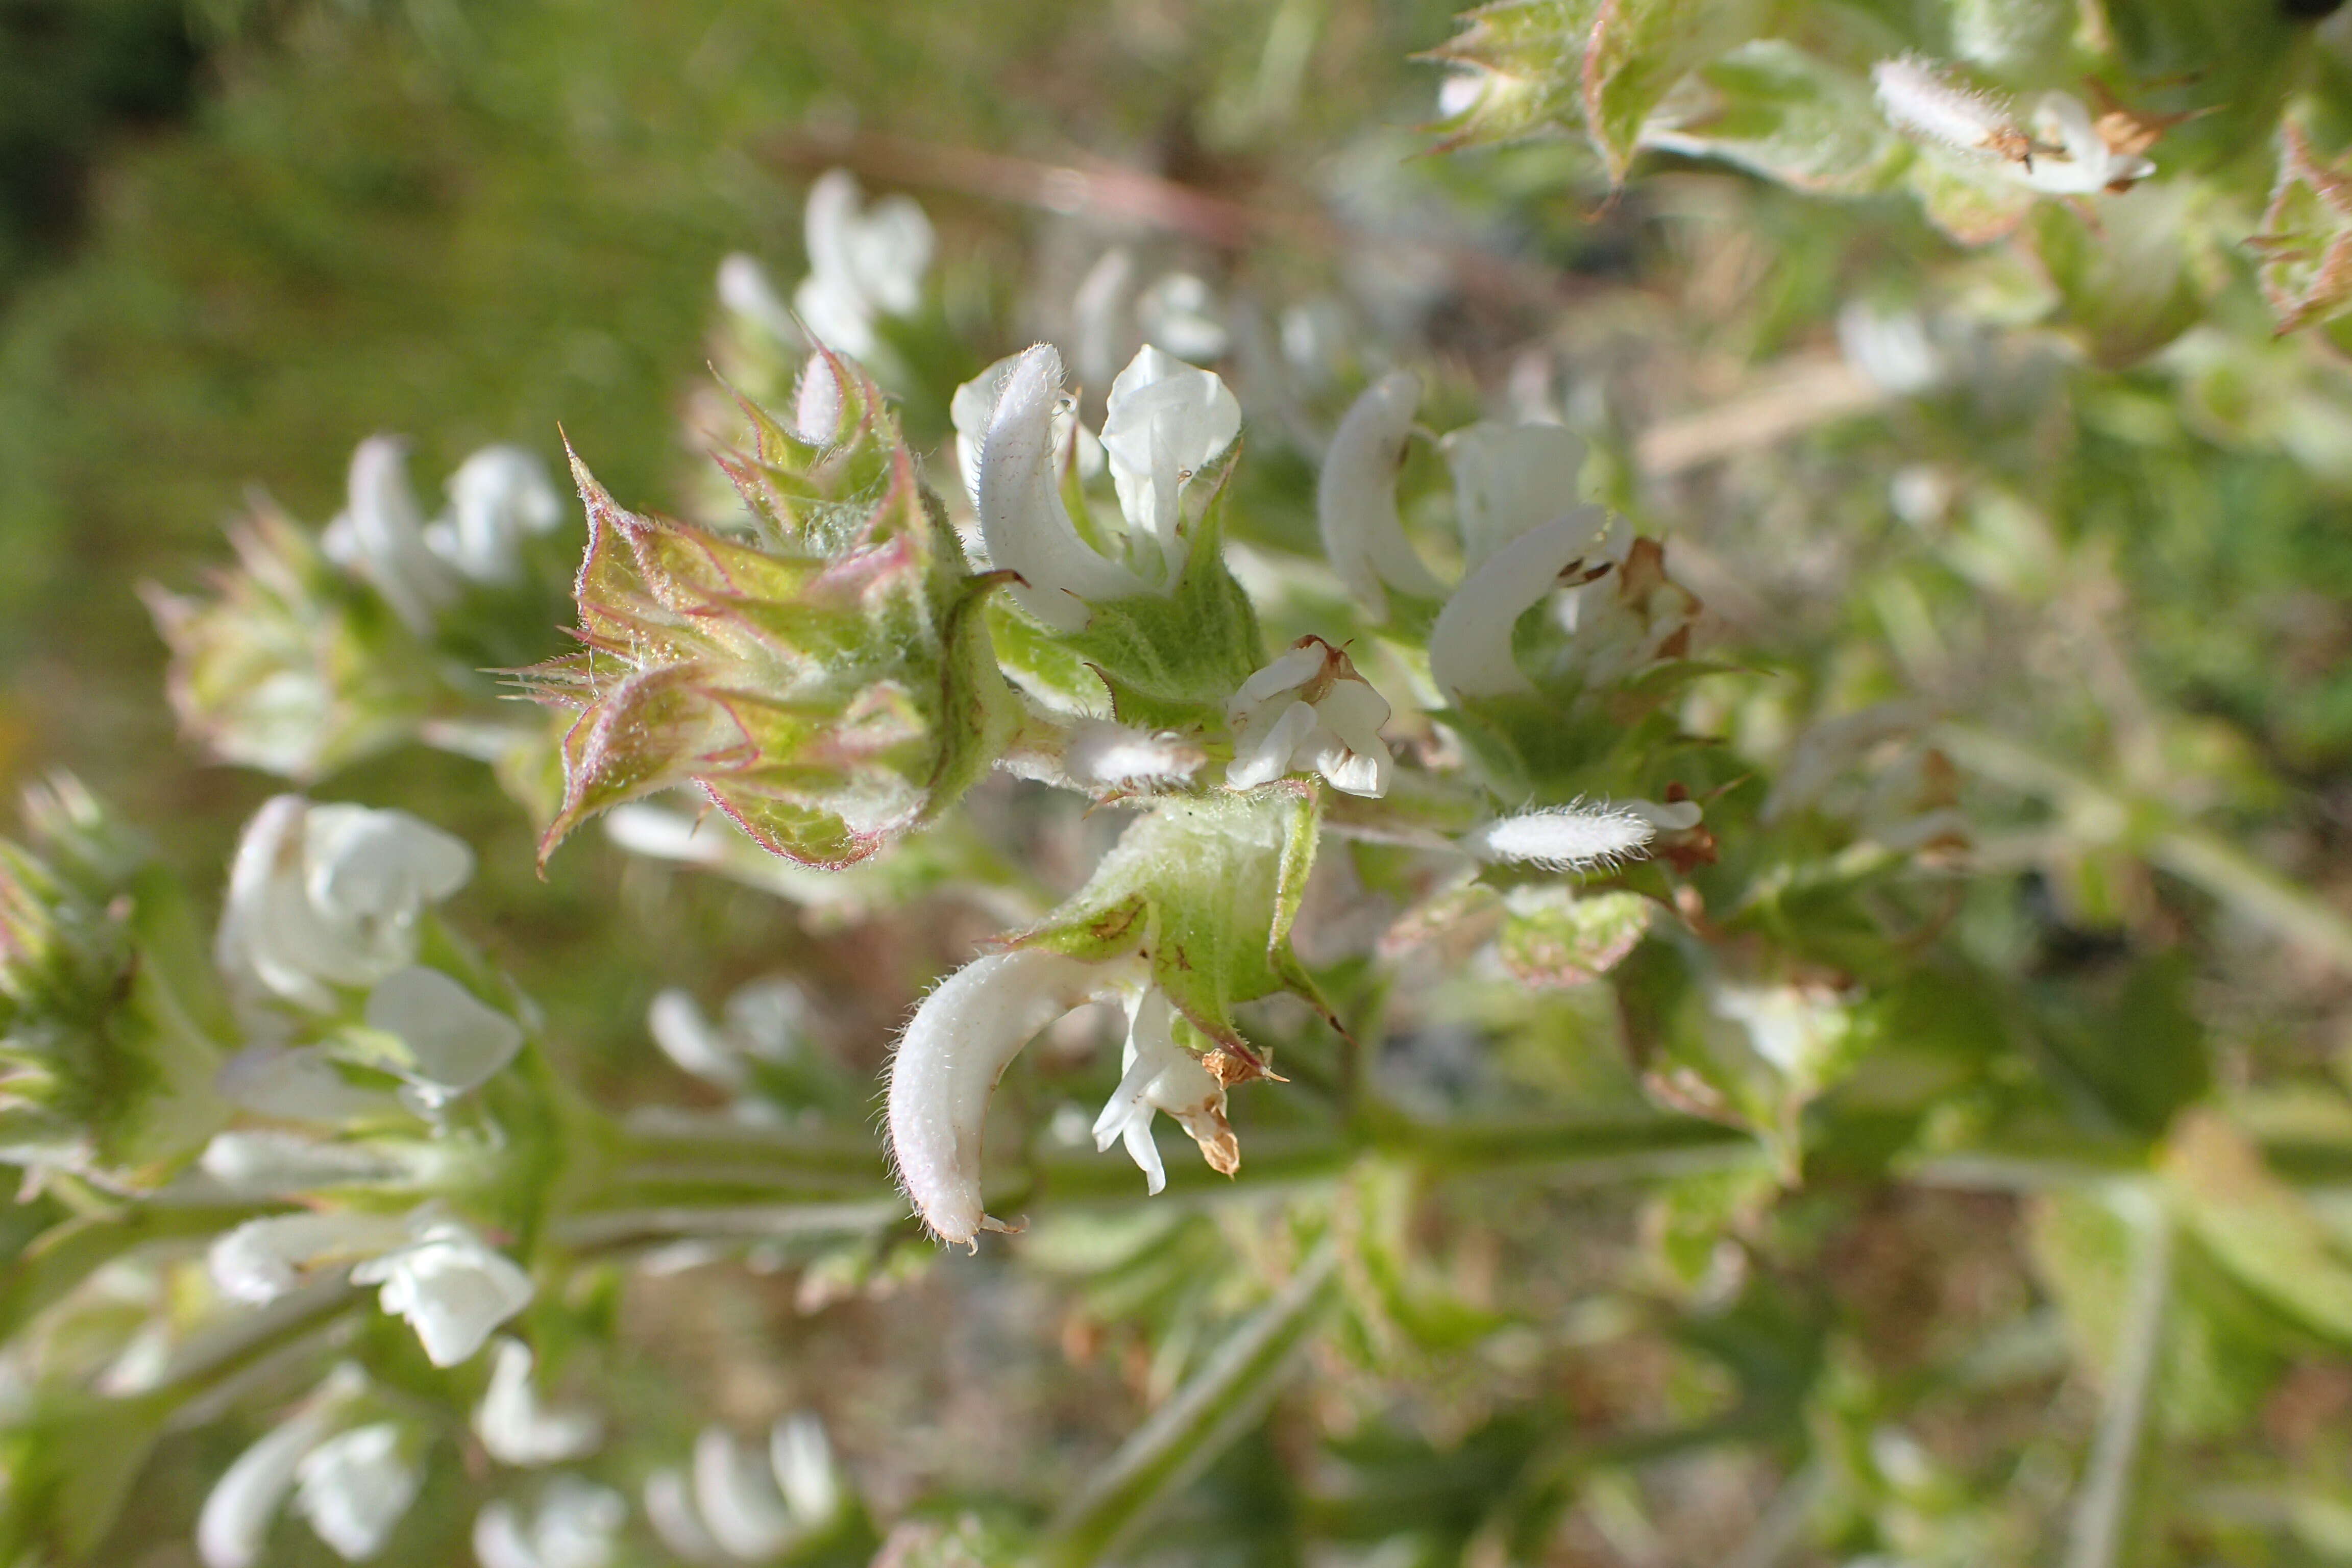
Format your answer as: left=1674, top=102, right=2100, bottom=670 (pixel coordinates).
left=1641, top=40, right=1912, bottom=196
left=1425, top=0, right=1605, bottom=153
left=1012, top=786, right=1326, bottom=1075
left=2161, top=1108, right=2352, bottom=1345
left=1579, top=0, right=1767, bottom=185
left=2032, top=184, right=2211, bottom=368
left=1497, top=886, right=1654, bottom=987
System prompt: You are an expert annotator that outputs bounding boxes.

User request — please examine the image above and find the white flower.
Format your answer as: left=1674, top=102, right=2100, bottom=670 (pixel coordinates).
left=422, top=445, right=562, bottom=585
left=362, top=965, right=523, bottom=1101
left=292, top=1422, right=421, bottom=1561
left=767, top=1412, right=841, bottom=1531
left=1428, top=507, right=1612, bottom=701
left=887, top=948, right=1247, bottom=1245
left=642, top=1413, right=840, bottom=1563
left=209, top=1211, right=411, bottom=1304
left=791, top=168, right=934, bottom=358
left=716, top=252, right=799, bottom=342
left=2018, top=91, right=2154, bottom=195
left=475, top=1478, right=627, bottom=1568
left=1439, top=421, right=1587, bottom=573
left=969, top=344, right=1150, bottom=630
left=1090, top=988, right=1236, bottom=1194
left=1135, top=271, right=1231, bottom=362
left=960, top=341, right=1238, bottom=626
left=217, top=796, right=474, bottom=1013
left=351, top=1217, right=533, bottom=1367
left=322, top=436, right=461, bottom=633
left=1225, top=637, right=1393, bottom=797
left=1461, top=802, right=1664, bottom=872
left=197, top=1367, right=366, bottom=1568
left=475, top=1337, right=602, bottom=1466
left=1098, top=344, right=1242, bottom=583
left=1709, top=981, right=1852, bottom=1081
left=648, top=979, right=805, bottom=1090
left=693, top=1423, right=807, bottom=1559
left=1317, top=371, right=1442, bottom=619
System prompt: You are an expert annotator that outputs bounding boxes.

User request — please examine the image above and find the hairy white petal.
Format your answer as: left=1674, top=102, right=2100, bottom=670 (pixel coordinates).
left=1441, top=421, right=1588, bottom=571
left=474, top=1338, right=602, bottom=1466
left=1318, top=371, right=1442, bottom=618
left=1462, top=804, right=1657, bottom=871
left=887, top=949, right=1130, bottom=1244
left=291, top=1423, right=420, bottom=1561
left=199, top=1131, right=404, bottom=1196
left=1871, top=56, right=2020, bottom=157
left=974, top=345, right=1147, bottom=630
left=351, top=1220, right=533, bottom=1367
left=1429, top=510, right=1602, bottom=700
left=793, top=351, right=844, bottom=444
left=1065, top=720, right=1205, bottom=790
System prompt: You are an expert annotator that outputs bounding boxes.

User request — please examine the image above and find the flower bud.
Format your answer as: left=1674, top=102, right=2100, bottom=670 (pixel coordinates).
left=2251, top=122, right=2352, bottom=335
left=144, top=502, right=439, bottom=781
left=530, top=357, right=1018, bottom=869
left=0, top=776, right=227, bottom=1191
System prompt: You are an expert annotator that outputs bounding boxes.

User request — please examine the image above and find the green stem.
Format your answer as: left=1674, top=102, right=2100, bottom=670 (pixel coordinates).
left=1937, top=724, right=2352, bottom=974
left=1044, top=1242, right=1340, bottom=1566
left=2062, top=1190, right=2170, bottom=1568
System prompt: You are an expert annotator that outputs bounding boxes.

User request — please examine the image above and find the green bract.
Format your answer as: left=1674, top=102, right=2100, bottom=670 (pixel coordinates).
left=529, top=353, right=1019, bottom=869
